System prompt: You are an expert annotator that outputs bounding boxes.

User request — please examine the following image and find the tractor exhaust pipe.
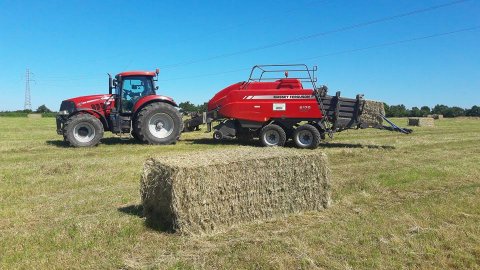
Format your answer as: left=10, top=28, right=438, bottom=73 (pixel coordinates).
left=108, top=73, right=113, bottom=95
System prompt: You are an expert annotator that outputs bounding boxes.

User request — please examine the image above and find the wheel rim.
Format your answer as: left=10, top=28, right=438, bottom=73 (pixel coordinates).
left=73, top=122, right=95, bottom=143
left=296, top=130, right=313, bottom=147
left=148, top=113, right=174, bottom=139
left=263, top=130, right=280, bottom=146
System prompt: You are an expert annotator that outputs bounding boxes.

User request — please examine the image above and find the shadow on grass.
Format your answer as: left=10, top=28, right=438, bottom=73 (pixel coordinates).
left=118, top=204, right=144, bottom=218
left=182, top=138, right=261, bottom=147
left=100, top=137, right=142, bottom=145
left=182, top=138, right=395, bottom=150
left=117, top=204, right=175, bottom=233
left=320, top=142, right=395, bottom=150
left=46, top=137, right=141, bottom=148
left=46, top=140, right=69, bottom=147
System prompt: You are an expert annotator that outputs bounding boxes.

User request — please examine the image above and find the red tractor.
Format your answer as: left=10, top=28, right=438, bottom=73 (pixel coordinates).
left=56, top=69, right=183, bottom=147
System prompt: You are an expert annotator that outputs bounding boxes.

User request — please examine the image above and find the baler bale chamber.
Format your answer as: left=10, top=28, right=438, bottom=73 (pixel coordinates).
left=184, top=64, right=411, bottom=149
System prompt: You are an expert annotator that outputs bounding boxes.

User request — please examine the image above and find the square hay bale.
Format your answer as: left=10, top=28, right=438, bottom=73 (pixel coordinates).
left=27, top=114, right=42, bottom=118
left=360, top=100, right=385, bottom=126
left=141, top=147, right=331, bottom=235
left=408, top=117, right=435, bottom=127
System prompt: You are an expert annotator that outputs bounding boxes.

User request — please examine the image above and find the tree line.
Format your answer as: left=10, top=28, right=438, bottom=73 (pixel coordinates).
left=2, top=103, right=479, bottom=118
left=384, top=104, right=480, bottom=118
left=180, top=101, right=480, bottom=118
left=0, top=105, right=56, bottom=117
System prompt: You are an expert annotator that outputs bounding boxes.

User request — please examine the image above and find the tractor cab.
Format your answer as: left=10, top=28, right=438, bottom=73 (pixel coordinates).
left=110, top=70, right=159, bottom=114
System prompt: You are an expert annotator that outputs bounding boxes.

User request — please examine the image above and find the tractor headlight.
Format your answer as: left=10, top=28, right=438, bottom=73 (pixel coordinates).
left=58, top=110, right=70, bottom=115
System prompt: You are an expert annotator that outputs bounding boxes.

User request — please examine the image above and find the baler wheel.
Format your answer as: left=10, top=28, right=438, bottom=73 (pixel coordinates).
left=213, top=130, right=223, bottom=140
left=63, top=113, right=104, bottom=147
left=134, top=102, right=183, bottom=145
left=260, top=124, right=286, bottom=147
left=293, top=124, right=321, bottom=149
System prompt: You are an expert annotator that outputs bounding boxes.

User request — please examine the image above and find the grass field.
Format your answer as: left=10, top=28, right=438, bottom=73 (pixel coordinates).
left=1, top=117, right=479, bottom=269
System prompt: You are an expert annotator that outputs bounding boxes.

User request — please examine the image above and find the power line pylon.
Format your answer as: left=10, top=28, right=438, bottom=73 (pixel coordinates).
left=24, top=68, right=32, bottom=111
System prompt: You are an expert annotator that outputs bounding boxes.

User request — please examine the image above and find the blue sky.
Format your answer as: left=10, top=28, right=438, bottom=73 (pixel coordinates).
left=0, top=0, right=478, bottom=111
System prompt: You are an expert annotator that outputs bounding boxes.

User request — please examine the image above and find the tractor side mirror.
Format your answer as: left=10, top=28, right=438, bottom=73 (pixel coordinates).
left=155, top=86, right=159, bottom=90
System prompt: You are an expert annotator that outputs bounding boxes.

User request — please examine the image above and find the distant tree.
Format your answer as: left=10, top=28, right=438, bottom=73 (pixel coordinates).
left=36, top=105, right=52, bottom=114
left=432, top=104, right=449, bottom=115
left=444, top=106, right=465, bottom=118
left=196, top=102, right=207, bottom=112
left=388, top=104, right=409, bottom=117
left=178, top=101, right=197, bottom=114
left=466, top=105, right=480, bottom=116
left=420, top=106, right=431, bottom=116
left=383, top=103, right=391, bottom=117
left=409, top=107, right=422, bottom=117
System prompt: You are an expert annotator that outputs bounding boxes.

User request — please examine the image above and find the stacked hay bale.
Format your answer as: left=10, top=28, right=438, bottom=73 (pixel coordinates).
left=427, top=114, right=444, bottom=120
left=408, top=117, right=435, bottom=127
left=360, top=100, right=385, bottom=126
left=27, top=114, right=42, bottom=118
left=141, top=147, right=331, bottom=235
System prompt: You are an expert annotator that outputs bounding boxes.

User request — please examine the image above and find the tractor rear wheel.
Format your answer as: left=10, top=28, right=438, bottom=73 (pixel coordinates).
left=293, top=124, right=321, bottom=149
left=63, top=114, right=104, bottom=147
left=134, top=102, right=182, bottom=145
left=259, top=124, right=286, bottom=147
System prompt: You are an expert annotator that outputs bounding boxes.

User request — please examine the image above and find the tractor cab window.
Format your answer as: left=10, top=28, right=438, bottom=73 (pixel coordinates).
left=121, top=76, right=154, bottom=112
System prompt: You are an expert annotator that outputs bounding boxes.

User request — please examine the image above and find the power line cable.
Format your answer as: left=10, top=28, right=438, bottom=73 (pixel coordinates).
left=159, top=0, right=471, bottom=69
left=158, top=26, right=479, bottom=82
left=295, top=26, right=480, bottom=62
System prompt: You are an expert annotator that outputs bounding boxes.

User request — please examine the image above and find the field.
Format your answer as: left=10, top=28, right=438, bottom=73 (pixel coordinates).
left=1, top=117, right=479, bottom=269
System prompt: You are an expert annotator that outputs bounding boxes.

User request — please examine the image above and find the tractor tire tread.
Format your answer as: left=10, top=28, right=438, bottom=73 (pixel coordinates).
left=134, top=102, right=183, bottom=145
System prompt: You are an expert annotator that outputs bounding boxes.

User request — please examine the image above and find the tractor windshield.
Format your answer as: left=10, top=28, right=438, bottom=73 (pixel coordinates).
left=121, top=76, right=154, bottom=112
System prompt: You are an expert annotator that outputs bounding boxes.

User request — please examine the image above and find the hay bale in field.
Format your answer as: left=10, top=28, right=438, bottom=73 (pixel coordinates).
left=141, top=147, right=331, bottom=235
left=408, top=117, right=435, bottom=127
left=427, top=114, right=444, bottom=120
left=27, top=113, right=42, bottom=118
left=360, top=100, right=385, bottom=126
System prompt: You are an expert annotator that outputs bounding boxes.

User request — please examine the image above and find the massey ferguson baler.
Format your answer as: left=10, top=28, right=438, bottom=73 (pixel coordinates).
left=184, top=64, right=410, bottom=149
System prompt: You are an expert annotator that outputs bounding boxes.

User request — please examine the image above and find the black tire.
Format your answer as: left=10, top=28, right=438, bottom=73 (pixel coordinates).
left=293, top=124, right=321, bottom=149
left=259, top=124, right=286, bottom=147
left=134, top=102, right=183, bottom=145
left=63, top=114, right=104, bottom=147
left=213, top=130, right=223, bottom=140
left=131, top=131, right=141, bottom=141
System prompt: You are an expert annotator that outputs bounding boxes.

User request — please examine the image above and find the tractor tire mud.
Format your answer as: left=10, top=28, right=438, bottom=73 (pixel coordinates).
left=134, top=103, right=183, bottom=145
left=63, top=114, right=104, bottom=147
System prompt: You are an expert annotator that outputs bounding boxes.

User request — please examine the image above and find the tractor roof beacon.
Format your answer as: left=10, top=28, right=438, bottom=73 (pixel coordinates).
left=56, top=69, right=183, bottom=147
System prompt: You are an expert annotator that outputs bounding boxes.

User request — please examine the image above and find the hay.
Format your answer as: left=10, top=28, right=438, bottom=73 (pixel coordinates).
left=360, top=100, right=385, bottom=126
left=141, top=147, right=331, bottom=235
left=427, top=114, right=443, bottom=120
left=27, top=114, right=42, bottom=118
left=408, top=117, right=435, bottom=127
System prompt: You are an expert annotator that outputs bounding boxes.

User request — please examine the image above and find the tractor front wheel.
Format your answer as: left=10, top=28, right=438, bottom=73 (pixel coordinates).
left=63, top=114, right=104, bottom=147
left=134, top=102, right=182, bottom=145
left=259, top=124, right=286, bottom=147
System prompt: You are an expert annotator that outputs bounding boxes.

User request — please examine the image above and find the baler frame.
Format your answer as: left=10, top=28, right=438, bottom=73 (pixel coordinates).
left=183, top=64, right=411, bottom=148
